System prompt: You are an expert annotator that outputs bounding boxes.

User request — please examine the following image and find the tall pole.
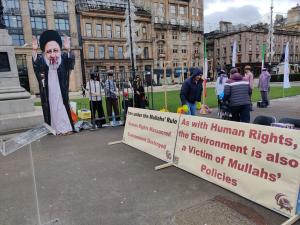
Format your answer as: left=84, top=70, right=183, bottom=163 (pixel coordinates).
left=127, top=0, right=135, bottom=80
left=268, top=0, right=274, bottom=65
left=0, top=0, right=6, bottom=29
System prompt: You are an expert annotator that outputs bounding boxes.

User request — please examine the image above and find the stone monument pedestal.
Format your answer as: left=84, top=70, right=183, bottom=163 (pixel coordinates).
left=0, top=29, right=43, bottom=134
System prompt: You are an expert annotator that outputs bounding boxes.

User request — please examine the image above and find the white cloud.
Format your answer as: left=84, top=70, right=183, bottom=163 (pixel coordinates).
left=204, top=0, right=299, bottom=32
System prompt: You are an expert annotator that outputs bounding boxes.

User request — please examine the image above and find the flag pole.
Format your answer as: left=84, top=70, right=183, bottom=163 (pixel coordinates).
left=200, top=38, right=207, bottom=115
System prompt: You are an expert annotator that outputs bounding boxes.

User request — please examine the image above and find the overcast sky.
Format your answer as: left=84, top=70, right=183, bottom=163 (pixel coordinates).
left=204, top=0, right=300, bottom=32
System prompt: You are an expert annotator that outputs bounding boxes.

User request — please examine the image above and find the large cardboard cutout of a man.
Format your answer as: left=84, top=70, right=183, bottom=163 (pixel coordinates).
left=32, top=30, right=75, bottom=135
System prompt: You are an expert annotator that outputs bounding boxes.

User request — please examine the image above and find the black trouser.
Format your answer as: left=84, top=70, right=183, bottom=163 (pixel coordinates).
left=89, top=100, right=106, bottom=125
left=105, top=97, right=120, bottom=121
left=260, top=91, right=269, bottom=106
left=230, top=104, right=251, bottom=123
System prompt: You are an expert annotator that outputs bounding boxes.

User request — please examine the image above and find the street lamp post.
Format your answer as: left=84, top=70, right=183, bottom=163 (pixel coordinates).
left=127, top=0, right=135, bottom=80
left=0, top=0, right=6, bottom=29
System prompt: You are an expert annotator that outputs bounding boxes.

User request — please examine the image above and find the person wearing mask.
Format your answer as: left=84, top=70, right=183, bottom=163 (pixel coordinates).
left=244, top=65, right=254, bottom=110
left=223, top=68, right=252, bottom=123
left=104, top=71, right=121, bottom=125
left=180, top=68, right=203, bottom=116
left=32, top=30, right=75, bottom=135
left=85, top=72, right=106, bottom=128
left=258, top=67, right=271, bottom=107
left=215, top=69, right=228, bottom=109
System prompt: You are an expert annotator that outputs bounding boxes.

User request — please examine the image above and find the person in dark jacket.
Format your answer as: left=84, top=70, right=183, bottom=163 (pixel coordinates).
left=32, top=30, right=75, bottom=135
left=180, top=68, right=203, bottom=115
left=223, top=68, right=252, bottom=123
left=133, top=75, right=147, bottom=108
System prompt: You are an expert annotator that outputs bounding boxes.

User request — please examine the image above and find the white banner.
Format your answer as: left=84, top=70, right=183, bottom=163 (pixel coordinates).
left=174, top=115, right=300, bottom=217
left=123, top=108, right=180, bottom=162
left=232, top=40, right=237, bottom=68
left=284, top=42, right=291, bottom=89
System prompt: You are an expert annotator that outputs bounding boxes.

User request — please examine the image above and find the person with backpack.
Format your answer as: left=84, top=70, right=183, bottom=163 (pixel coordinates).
left=224, top=68, right=252, bottom=123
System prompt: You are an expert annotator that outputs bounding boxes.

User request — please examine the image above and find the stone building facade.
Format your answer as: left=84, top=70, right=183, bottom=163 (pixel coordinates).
left=206, top=22, right=300, bottom=77
left=76, top=0, right=204, bottom=82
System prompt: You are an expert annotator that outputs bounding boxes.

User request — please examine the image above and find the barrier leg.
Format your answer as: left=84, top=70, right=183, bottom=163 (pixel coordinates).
left=0, top=139, right=3, bottom=155
left=281, top=214, right=300, bottom=225
left=108, top=140, right=123, bottom=145
left=155, top=162, right=174, bottom=171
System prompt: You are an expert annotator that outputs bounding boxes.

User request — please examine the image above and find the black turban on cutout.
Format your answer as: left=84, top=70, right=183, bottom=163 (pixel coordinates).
left=39, top=30, right=62, bottom=52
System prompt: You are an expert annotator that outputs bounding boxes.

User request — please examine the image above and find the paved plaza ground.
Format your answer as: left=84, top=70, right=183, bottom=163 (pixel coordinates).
left=0, top=95, right=299, bottom=225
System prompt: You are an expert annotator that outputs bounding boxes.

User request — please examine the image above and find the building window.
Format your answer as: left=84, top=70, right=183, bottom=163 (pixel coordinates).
left=11, top=34, right=25, bottom=46
left=182, top=47, right=187, bottom=54
left=55, top=18, right=69, bottom=31
left=180, top=19, right=185, bottom=25
left=172, top=32, right=177, bottom=40
left=85, top=23, right=92, bottom=37
left=154, top=16, right=159, bottom=23
left=96, top=24, right=102, bottom=37
left=99, top=46, right=105, bottom=59
left=108, top=46, right=114, bottom=59
left=170, top=18, right=176, bottom=25
left=196, top=8, right=199, bottom=16
left=159, top=3, right=164, bottom=15
left=4, top=15, right=22, bottom=28
left=192, top=7, right=195, bottom=16
left=4, top=0, right=20, bottom=10
left=179, top=6, right=185, bottom=15
left=118, top=46, right=123, bottom=59
left=181, top=33, right=187, bottom=41
left=88, top=46, right=95, bottom=59
left=107, top=25, right=112, bottom=38
left=158, top=44, right=164, bottom=54
left=173, top=46, right=178, bottom=53
left=53, top=0, right=68, bottom=14
left=30, top=16, right=47, bottom=30
left=115, top=25, right=121, bottom=38
left=144, top=47, right=149, bottom=59
left=89, top=45, right=95, bottom=59
left=28, top=0, right=45, bottom=13
left=169, top=5, right=175, bottom=14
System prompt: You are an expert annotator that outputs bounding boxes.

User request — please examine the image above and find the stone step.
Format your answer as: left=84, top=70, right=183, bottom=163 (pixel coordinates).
left=0, top=107, right=43, bottom=135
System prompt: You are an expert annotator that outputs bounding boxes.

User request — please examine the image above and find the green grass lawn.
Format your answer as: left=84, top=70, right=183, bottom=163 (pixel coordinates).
left=35, top=86, right=300, bottom=114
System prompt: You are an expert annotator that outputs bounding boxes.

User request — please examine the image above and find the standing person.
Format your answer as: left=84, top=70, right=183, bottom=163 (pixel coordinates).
left=223, top=68, right=252, bottom=123
left=133, top=74, right=147, bottom=108
left=32, top=30, right=75, bottom=135
left=244, top=65, right=254, bottom=110
left=104, top=71, right=121, bottom=125
left=258, top=67, right=271, bottom=107
left=180, top=68, right=203, bottom=116
left=122, top=91, right=133, bottom=123
left=85, top=72, right=106, bottom=128
left=215, top=69, right=228, bottom=109
left=81, top=84, right=86, bottom=98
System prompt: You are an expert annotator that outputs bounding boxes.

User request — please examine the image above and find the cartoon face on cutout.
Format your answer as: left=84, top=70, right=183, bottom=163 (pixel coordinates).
left=275, top=193, right=293, bottom=213
left=44, top=41, right=61, bottom=64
